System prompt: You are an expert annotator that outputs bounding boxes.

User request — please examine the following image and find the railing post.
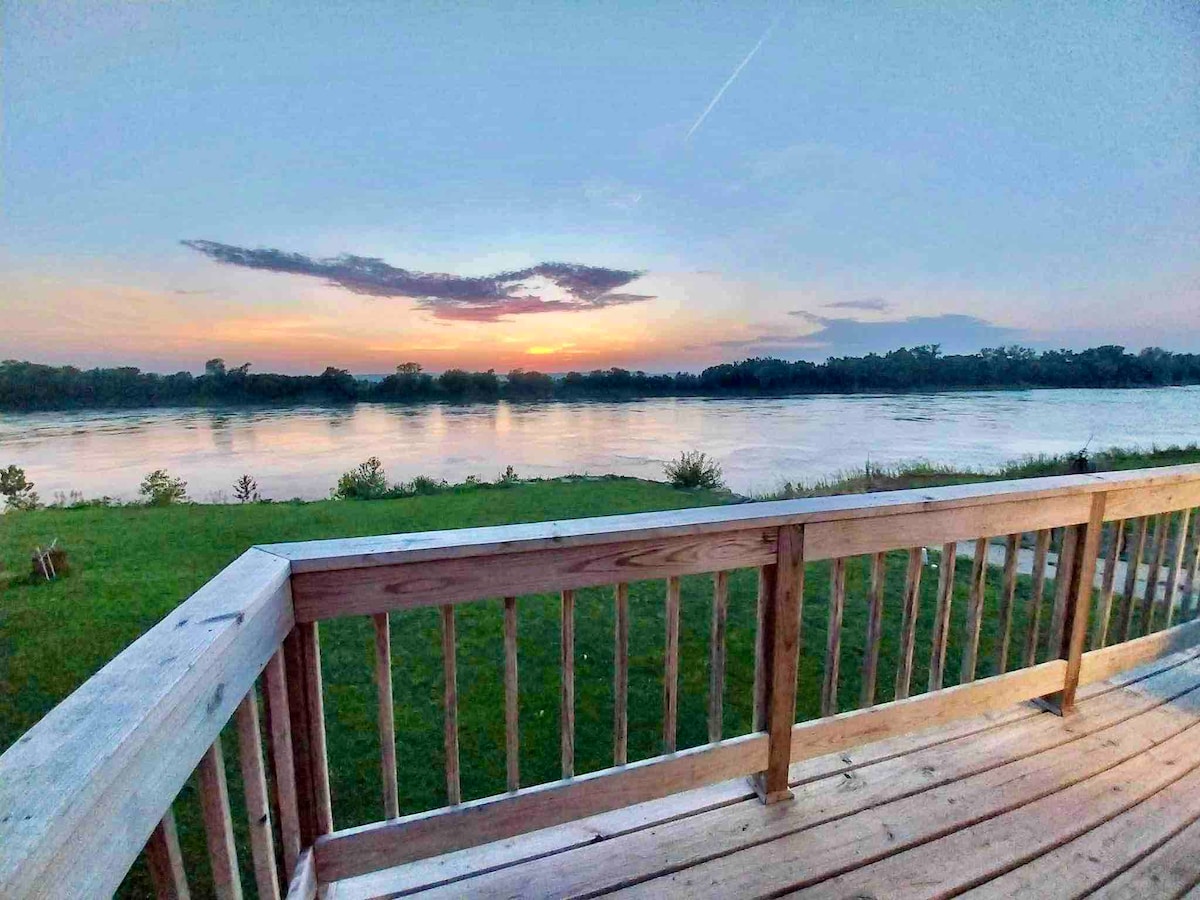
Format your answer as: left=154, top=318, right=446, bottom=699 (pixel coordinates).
left=753, top=524, right=804, bottom=804
left=1044, top=493, right=1107, bottom=715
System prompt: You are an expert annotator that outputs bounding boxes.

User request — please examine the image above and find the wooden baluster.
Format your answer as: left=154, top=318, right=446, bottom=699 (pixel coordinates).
left=821, top=558, right=846, bottom=717
left=145, top=809, right=189, bottom=900
left=1047, top=526, right=1078, bottom=654
left=262, top=650, right=300, bottom=875
left=928, top=543, right=956, bottom=691
left=894, top=547, right=923, bottom=699
left=561, top=589, right=576, bottom=778
left=708, top=571, right=729, bottom=743
left=504, top=597, right=520, bottom=791
left=1182, top=513, right=1200, bottom=622
left=235, top=690, right=282, bottom=900
left=197, top=741, right=242, bottom=900
left=1164, top=510, right=1191, bottom=628
left=860, top=552, right=887, bottom=706
left=753, top=567, right=770, bottom=731
left=1022, top=530, right=1051, bottom=667
left=1117, top=517, right=1148, bottom=641
left=298, top=623, right=333, bottom=836
left=1140, top=513, right=1169, bottom=634
left=1047, top=493, right=1107, bottom=715
left=959, top=537, right=989, bottom=684
left=663, top=576, right=681, bottom=753
left=372, top=613, right=399, bottom=819
left=440, top=604, right=460, bottom=804
left=754, top=525, right=804, bottom=804
left=993, top=535, right=1020, bottom=674
left=613, top=583, right=629, bottom=765
left=1091, top=521, right=1124, bottom=649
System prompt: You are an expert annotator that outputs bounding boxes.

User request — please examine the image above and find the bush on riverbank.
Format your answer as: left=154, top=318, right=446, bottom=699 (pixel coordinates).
left=763, top=443, right=1200, bottom=499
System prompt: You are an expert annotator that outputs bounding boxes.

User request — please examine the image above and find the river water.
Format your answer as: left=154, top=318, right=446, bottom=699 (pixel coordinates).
left=2, top=386, right=1198, bottom=502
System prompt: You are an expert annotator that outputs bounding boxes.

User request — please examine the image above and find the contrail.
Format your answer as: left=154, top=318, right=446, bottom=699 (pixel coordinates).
left=685, top=8, right=787, bottom=141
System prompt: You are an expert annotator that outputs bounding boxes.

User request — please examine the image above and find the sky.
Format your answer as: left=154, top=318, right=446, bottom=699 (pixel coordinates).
left=2, top=1, right=1197, bottom=374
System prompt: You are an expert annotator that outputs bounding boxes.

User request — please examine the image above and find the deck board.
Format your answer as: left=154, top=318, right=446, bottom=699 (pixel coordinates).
left=321, top=648, right=1200, bottom=900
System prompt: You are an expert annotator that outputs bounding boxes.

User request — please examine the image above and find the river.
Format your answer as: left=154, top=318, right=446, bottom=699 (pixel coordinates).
left=2, top=386, right=1199, bottom=503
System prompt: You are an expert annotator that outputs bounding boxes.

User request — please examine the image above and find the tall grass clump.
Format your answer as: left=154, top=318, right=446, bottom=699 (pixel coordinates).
left=664, top=451, right=724, bottom=489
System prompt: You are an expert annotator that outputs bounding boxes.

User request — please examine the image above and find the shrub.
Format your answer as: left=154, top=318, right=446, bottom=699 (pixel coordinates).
left=497, top=465, right=518, bottom=485
left=663, top=451, right=723, bottom=490
left=406, top=474, right=448, bottom=495
left=1, top=465, right=40, bottom=511
left=139, top=469, right=188, bottom=506
left=233, top=474, right=261, bottom=503
left=335, top=457, right=390, bottom=500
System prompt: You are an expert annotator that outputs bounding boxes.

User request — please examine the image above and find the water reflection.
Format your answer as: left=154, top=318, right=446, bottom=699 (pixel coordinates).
left=2, top=386, right=1199, bottom=502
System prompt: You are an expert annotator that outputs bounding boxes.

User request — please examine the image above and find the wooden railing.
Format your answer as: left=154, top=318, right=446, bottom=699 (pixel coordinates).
left=4, top=464, right=1200, bottom=897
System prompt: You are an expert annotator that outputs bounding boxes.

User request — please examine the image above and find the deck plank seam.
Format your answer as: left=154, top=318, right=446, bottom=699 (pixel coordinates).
left=568, top=675, right=1200, bottom=900
left=329, top=648, right=1200, bottom=899
left=752, top=717, right=1200, bottom=899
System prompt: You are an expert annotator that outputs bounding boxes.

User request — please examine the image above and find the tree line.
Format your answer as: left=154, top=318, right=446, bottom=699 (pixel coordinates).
left=3, top=345, right=1200, bottom=410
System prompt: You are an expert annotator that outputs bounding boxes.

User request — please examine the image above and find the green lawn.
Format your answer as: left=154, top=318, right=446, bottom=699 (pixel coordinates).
left=0, top=477, right=1094, bottom=897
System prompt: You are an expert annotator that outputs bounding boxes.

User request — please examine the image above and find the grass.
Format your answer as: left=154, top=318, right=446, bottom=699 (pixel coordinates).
left=1, top=448, right=1192, bottom=896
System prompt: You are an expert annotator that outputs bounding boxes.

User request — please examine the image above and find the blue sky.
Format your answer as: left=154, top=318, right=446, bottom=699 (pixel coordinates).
left=2, top=1, right=1197, bottom=373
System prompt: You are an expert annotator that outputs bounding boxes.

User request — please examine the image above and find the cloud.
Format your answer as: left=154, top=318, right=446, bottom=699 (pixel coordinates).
left=708, top=313, right=1023, bottom=358
left=821, top=297, right=890, bottom=312
left=181, top=240, right=653, bottom=322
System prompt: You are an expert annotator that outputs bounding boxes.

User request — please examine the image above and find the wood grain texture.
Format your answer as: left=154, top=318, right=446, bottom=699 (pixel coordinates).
left=928, top=544, right=956, bottom=692
left=752, top=566, right=772, bottom=732
left=708, top=572, right=729, bottom=743
left=145, top=810, right=189, bottom=900
left=283, top=848, right=317, bottom=900
left=894, top=548, right=923, bottom=700
left=292, top=529, right=776, bottom=622
left=613, top=583, right=629, bottom=765
left=0, top=548, right=291, bottom=899
left=1164, top=509, right=1191, bottom=627
left=283, top=629, right=318, bottom=850
left=1053, top=494, right=1107, bottom=712
left=821, top=558, right=846, bottom=717
left=1117, top=517, right=1149, bottom=642
left=1023, top=530, right=1052, bottom=667
left=271, top=464, right=1200, bottom=573
left=861, top=552, right=887, bottom=706
left=756, top=525, right=805, bottom=802
left=561, top=590, right=575, bottom=778
left=1047, top=526, right=1078, bottom=656
left=298, top=622, right=333, bottom=836
left=959, top=538, right=989, bottom=684
left=440, top=604, right=460, bottom=805
left=503, top=597, right=519, bottom=792
left=313, top=733, right=768, bottom=882
left=372, top=613, right=398, bottom=819
left=790, top=659, right=1066, bottom=766
left=1092, top=520, right=1124, bottom=649
left=235, top=690, right=282, bottom=900
left=802, top=493, right=1090, bottom=563
left=198, top=741, right=242, bottom=900
left=1079, top=618, right=1200, bottom=686
left=663, top=577, right=681, bottom=754
left=263, top=651, right=301, bottom=875
left=993, top=534, right=1020, bottom=673
left=1140, top=513, right=1169, bottom=633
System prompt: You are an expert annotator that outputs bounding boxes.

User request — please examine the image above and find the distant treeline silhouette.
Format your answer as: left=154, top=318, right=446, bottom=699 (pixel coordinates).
left=3, top=345, right=1200, bottom=410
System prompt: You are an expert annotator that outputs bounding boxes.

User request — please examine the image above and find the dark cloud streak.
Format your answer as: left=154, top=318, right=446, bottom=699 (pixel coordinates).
left=181, top=239, right=653, bottom=322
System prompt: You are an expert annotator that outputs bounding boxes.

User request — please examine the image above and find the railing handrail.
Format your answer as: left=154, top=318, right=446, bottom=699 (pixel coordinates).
left=264, top=464, right=1200, bottom=573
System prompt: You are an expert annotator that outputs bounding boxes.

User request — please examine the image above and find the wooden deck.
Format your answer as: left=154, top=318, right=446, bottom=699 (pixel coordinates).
left=325, top=647, right=1200, bottom=900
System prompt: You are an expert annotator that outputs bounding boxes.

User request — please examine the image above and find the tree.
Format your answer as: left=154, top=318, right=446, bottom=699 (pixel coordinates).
left=0, top=464, right=40, bottom=510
